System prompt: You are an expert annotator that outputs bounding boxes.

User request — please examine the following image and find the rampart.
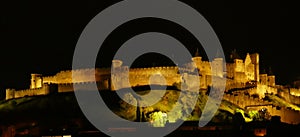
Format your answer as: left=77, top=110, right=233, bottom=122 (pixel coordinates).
left=225, top=84, right=277, bottom=99
left=223, top=93, right=271, bottom=109
left=57, top=82, right=109, bottom=92
left=43, top=68, right=111, bottom=84
left=6, top=83, right=54, bottom=100
left=128, top=66, right=180, bottom=87
left=289, top=88, right=300, bottom=97
left=5, top=81, right=111, bottom=100
left=223, top=93, right=300, bottom=124
left=278, top=90, right=300, bottom=105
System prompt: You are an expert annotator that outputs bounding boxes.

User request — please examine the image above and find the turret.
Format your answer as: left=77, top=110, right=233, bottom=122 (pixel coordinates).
left=30, top=74, right=43, bottom=89
left=267, top=67, right=275, bottom=86
left=112, top=59, right=123, bottom=68
left=212, top=58, right=224, bottom=77
left=250, top=53, right=259, bottom=82
left=192, top=48, right=202, bottom=69
left=5, top=88, right=15, bottom=100
left=260, top=69, right=268, bottom=85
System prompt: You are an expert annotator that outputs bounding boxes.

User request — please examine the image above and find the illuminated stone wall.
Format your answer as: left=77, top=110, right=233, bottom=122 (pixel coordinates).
left=244, top=54, right=255, bottom=81
left=129, top=66, right=180, bottom=87
left=223, top=93, right=300, bottom=124
left=234, top=59, right=245, bottom=73
left=278, top=90, right=300, bottom=105
left=223, top=53, right=259, bottom=83
left=250, top=53, right=260, bottom=82
left=42, top=68, right=111, bottom=84
left=37, top=53, right=262, bottom=91
left=268, top=75, right=276, bottom=87
left=226, top=63, right=235, bottom=79
left=5, top=53, right=282, bottom=102
left=256, top=84, right=278, bottom=98
left=57, top=82, right=106, bottom=92
left=223, top=93, right=271, bottom=109
left=274, top=107, right=300, bottom=124
left=259, top=74, right=268, bottom=85
left=211, top=58, right=224, bottom=77
left=30, top=74, right=43, bottom=89
left=289, top=88, right=300, bottom=97
left=6, top=83, right=52, bottom=100
left=4, top=53, right=300, bottom=124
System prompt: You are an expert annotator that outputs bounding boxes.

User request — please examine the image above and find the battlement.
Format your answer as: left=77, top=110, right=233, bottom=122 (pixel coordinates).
left=223, top=93, right=270, bottom=109
left=1, top=53, right=284, bottom=100
left=278, top=89, right=300, bottom=105
left=289, top=88, right=300, bottom=97
left=129, top=66, right=179, bottom=71
left=57, top=81, right=109, bottom=93
left=6, top=83, right=54, bottom=100
left=4, top=53, right=300, bottom=124
left=269, top=105, right=300, bottom=124
left=223, top=92, right=300, bottom=124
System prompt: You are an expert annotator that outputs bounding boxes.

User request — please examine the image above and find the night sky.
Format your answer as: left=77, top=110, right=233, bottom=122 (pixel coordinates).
left=1, top=0, right=300, bottom=97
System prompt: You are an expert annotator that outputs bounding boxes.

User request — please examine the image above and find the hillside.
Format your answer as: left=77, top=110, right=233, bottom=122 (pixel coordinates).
left=0, top=90, right=242, bottom=125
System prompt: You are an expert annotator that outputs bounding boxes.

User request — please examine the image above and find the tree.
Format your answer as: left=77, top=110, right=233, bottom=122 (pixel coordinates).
left=232, top=112, right=245, bottom=130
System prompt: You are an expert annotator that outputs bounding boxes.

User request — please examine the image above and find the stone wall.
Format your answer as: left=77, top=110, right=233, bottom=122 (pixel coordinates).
left=278, top=90, right=300, bottom=105
left=225, top=84, right=277, bottom=99
left=290, top=88, right=300, bottom=97
left=223, top=93, right=271, bottom=109
left=6, top=83, right=53, bottom=100
left=223, top=93, right=300, bottom=124
left=42, top=68, right=111, bottom=84
left=128, top=66, right=180, bottom=87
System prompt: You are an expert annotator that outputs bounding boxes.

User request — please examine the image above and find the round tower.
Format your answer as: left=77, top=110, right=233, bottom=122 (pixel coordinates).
left=267, top=68, right=275, bottom=86
left=192, top=56, right=202, bottom=68
left=250, top=53, right=260, bottom=82
left=192, top=48, right=202, bottom=70
left=5, top=88, right=15, bottom=100
left=268, top=75, right=276, bottom=87
left=212, top=58, right=224, bottom=77
left=30, top=74, right=43, bottom=89
left=112, top=59, right=123, bottom=68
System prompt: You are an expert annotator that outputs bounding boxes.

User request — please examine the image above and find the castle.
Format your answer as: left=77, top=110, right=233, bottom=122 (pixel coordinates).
left=5, top=51, right=276, bottom=99
left=4, top=51, right=300, bottom=124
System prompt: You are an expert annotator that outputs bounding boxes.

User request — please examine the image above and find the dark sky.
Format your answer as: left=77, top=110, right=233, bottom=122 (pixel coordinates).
left=0, top=0, right=300, bottom=95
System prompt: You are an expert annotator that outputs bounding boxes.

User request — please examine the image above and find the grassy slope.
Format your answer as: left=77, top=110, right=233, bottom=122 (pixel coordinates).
left=0, top=92, right=83, bottom=125
left=0, top=90, right=241, bottom=124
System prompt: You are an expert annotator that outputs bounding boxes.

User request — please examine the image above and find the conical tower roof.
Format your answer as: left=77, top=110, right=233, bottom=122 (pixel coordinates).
left=195, top=48, right=200, bottom=57
left=261, top=69, right=267, bottom=74
left=230, top=49, right=242, bottom=60
left=268, top=67, right=274, bottom=76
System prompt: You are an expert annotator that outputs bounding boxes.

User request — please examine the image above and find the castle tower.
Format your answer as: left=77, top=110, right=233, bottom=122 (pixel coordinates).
left=30, top=74, right=43, bottom=89
left=268, top=75, right=276, bottom=86
left=212, top=58, right=224, bottom=77
left=250, top=53, right=259, bottom=82
left=111, top=59, right=130, bottom=90
left=112, top=59, right=123, bottom=68
left=111, top=60, right=122, bottom=91
left=192, top=48, right=202, bottom=69
left=267, top=67, right=276, bottom=86
left=5, top=89, right=15, bottom=100
left=244, top=53, right=255, bottom=81
left=259, top=69, right=268, bottom=85
left=234, top=59, right=244, bottom=72
left=192, top=56, right=202, bottom=70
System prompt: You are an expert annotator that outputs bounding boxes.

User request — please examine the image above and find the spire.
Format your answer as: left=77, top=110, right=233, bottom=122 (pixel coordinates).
left=261, top=68, right=267, bottom=74
left=215, top=48, right=223, bottom=58
left=268, top=67, right=274, bottom=76
left=230, top=49, right=241, bottom=60
left=195, top=48, right=200, bottom=57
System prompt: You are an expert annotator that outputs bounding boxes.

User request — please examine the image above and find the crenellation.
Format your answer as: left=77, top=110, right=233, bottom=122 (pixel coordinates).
left=5, top=53, right=300, bottom=125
